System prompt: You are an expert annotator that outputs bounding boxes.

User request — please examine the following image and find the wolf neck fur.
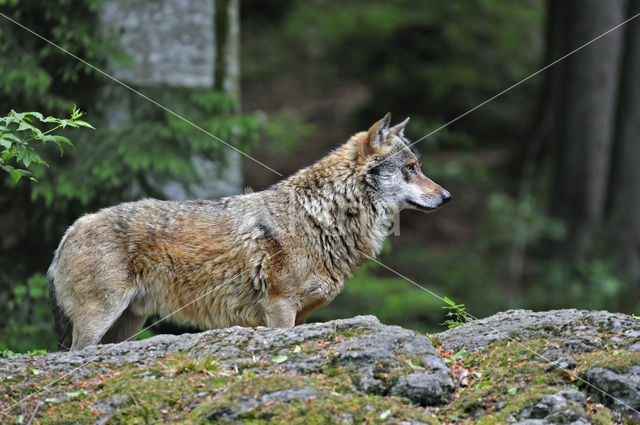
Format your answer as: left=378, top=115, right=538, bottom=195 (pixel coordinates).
left=280, top=135, right=394, bottom=278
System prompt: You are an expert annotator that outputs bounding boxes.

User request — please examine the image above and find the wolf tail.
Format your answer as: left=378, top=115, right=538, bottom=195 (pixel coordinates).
left=48, top=273, right=72, bottom=351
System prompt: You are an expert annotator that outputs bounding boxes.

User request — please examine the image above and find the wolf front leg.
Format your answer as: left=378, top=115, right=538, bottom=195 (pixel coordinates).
left=263, top=298, right=296, bottom=328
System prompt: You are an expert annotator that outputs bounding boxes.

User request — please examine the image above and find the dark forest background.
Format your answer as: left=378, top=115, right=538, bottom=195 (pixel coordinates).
left=1, top=0, right=639, bottom=353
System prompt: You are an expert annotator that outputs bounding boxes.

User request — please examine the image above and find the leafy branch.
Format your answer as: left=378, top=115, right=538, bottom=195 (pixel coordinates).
left=0, top=106, right=94, bottom=182
left=442, top=296, right=474, bottom=329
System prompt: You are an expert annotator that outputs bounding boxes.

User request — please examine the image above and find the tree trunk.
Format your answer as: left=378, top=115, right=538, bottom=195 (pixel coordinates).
left=215, top=0, right=241, bottom=105
left=607, top=2, right=640, bottom=289
left=550, top=0, right=626, bottom=255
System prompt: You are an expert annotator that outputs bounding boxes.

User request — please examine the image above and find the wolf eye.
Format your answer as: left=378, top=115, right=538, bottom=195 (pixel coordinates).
left=405, top=164, right=417, bottom=173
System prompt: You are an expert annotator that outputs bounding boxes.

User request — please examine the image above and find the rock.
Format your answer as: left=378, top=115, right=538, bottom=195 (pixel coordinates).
left=562, top=337, right=600, bottom=353
left=625, top=330, right=640, bottom=339
left=545, top=357, right=577, bottom=371
left=582, top=366, right=640, bottom=420
left=519, top=393, right=569, bottom=419
left=517, top=389, right=588, bottom=424
left=261, top=388, right=318, bottom=403
left=437, top=309, right=638, bottom=353
left=390, top=370, right=455, bottom=406
left=0, top=315, right=454, bottom=416
left=630, top=342, right=640, bottom=352
left=2, top=309, right=637, bottom=424
left=556, top=389, right=587, bottom=406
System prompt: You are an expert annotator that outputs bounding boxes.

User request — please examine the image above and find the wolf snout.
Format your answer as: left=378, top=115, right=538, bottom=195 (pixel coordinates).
left=440, top=189, right=452, bottom=204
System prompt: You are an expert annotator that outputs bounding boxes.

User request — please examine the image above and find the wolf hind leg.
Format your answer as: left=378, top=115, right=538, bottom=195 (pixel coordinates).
left=100, top=307, right=147, bottom=344
left=70, top=296, right=134, bottom=351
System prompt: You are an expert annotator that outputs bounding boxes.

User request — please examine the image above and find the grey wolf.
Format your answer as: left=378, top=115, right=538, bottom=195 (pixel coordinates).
left=48, top=113, right=451, bottom=350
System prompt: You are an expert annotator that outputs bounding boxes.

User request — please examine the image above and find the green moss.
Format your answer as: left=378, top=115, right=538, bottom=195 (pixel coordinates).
left=431, top=336, right=634, bottom=424
left=428, top=335, right=443, bottom=347
left=188, top=375, right=438, bottom=424
left=576, top=349, right=640, bottom=373
left=334, top=326, right=370, bottom=339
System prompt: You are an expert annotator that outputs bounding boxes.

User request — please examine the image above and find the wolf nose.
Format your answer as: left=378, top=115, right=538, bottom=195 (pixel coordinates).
left=441, top=189, right=452, bottom=204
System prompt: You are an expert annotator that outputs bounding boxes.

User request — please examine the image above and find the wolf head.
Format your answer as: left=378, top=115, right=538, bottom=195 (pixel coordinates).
left=358, top=113, right=451, bottom=213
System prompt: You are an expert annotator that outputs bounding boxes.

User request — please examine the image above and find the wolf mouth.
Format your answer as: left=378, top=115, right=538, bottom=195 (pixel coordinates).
left=407, top=200, right=437, bottom=211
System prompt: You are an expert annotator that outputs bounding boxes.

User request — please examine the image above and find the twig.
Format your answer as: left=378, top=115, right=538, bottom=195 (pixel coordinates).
left=25, top=400, right=43, bottom=425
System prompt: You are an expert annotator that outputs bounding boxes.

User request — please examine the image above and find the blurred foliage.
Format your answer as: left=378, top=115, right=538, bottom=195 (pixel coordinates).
left=480, top=192, right=566, bottom=251
left=0, top=273, right=56, bottom=352
left=244, top=0, right=543, bottom=145
left=29, top=89, right=258, bottom=209
left=254, top=108, right=315, bottom=155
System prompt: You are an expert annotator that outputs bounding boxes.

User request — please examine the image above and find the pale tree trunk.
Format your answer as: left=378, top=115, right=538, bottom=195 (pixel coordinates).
left=215, top=0, right=240, bottom=105
left=607, top=2, right=640, bottom=290
left=551, top=0, right=626, bottom=256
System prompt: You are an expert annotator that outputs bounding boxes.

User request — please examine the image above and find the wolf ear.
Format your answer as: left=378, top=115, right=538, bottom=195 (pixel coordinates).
left=390, top=117, right=410, bottom=137
left=361, top=112, right=392, bottom=157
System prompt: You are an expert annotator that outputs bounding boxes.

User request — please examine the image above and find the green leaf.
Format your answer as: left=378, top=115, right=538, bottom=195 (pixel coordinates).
left=10, top=169, right=37, bottom=183
left=271, top=355, right=288, bottom=364
left=472, top=371, right=483, bottom=378
left=22, top=150, right=31, bottom=167
left=32, top=126, right=45, bottom=141
left=379, top=409, right=391, bottom=420
left=472, top=380, right=490, bottom=389
left=1, top=133, right=21, bottom=142
left=45, top=398, right=59, bottom=403
left=0, top=139, right=11, bottom=149
left=9, top=169, right=22, bottom=182
left=73, top=120, right=95, bottom=129
left=17, top=121, right=33, bottom=131
left=292, top=345, right=302, bottom=354
left=507, top=386, right=518, bottom=395
left=451, top=348, right=467, bottom=361
left=27, top=150, right=46, bottom=165
left=54, top=135, right=72, bottom=146
left=65, top=391, right=87, bottom=399
left=532, top=377, right=547, bottom=383
left=11, top=111, right=26, bottom=122
left=30, top=368, right=42, bottom=375
left=26, top=112, right=44, bottom=121
left=16, top=146, right=26, bottom=162
left=408, top=361, right=423, bottom=370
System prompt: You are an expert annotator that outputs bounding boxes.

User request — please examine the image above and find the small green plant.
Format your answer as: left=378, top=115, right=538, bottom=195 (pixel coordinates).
left=0, top=105, right=94, bottom=182
left=0, top=348, right=48, bottom=358
left=442, top=296, right=474, bottom=329
left=161, top=355, right=222, bottom=377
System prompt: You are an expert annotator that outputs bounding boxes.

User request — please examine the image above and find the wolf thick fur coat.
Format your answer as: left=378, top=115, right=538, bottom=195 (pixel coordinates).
left=48, top=114, right=451, bottom=350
